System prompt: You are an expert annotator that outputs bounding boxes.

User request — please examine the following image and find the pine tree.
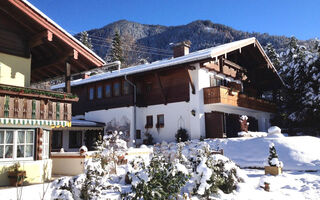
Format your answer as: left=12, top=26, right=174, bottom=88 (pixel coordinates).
left=265, top=43, right=281, bottom=71
left=108, top=31, right=124, bottom=64
left=79, top=31, right=93, bottom=50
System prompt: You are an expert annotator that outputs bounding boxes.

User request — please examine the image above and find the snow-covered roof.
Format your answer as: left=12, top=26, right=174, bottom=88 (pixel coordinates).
left=52, top=37, right=280, bottom=89
left=22, top=0, right=105, bottom=65
left=72, top=119, right=105, bottom=127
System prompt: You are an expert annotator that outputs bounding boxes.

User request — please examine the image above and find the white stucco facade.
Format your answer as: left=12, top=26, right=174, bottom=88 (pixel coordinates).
left=83, top=64, right=273, bottom=146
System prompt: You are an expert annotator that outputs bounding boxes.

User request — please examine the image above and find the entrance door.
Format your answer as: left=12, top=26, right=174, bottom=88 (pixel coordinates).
left=226, top=113, right=240, bottom=137
left=205, top=111, right=224, bottom=138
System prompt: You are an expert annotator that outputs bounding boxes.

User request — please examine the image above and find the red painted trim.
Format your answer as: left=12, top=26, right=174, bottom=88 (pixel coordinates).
left=9, top=0, right=104, bottom=67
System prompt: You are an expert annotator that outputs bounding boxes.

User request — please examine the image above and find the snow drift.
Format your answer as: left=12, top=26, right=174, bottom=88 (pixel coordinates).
left=205, top=136, right=320, bottom=171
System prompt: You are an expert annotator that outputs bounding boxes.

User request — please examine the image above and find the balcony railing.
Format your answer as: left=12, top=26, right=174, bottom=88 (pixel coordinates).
left=203, top=86, right=276, bottom=113
left=0, top=84, right=78, bottom=125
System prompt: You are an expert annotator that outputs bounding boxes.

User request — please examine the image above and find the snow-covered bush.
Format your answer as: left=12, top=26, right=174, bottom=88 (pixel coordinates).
left=127, top=153, right=190, bottom=199
left=125, top=141, right=246, bottom=199
left=97, top=131, right=128, bottom=175
left=175, top=128, right=189, bottom=142
left=268, top=143, right=283, bottom=168
left=52, top=131, right=127, bottom=200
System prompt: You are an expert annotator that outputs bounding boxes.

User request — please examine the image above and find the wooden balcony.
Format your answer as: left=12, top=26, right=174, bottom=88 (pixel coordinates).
left=0, top=84, right=78, bottom=127
left=203, top=86, right=276, bottom=113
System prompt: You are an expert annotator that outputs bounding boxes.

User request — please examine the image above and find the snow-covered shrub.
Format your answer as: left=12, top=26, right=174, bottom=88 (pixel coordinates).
left=52, top=131, right=127, bottom=200
left=268, top=126, right=281, bottom=135
left=127, top=152, right=190, bottom=199
left=175, top=128, right=189, bottom=142
left=127, top=141, right=246, bottom=198
left=268, top=143, right=283, bottom=167
left=97, top=131, right=128, bottom=175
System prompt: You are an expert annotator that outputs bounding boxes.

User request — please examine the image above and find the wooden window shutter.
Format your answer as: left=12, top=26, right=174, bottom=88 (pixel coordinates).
left=13, top=98, right=19, bottom=118
left=48, top=101, right=53, bottom=120
left=40, top=100, right=44, bottom=119
left=56, top=102, right=60, bottom=120
left=32, top=99, right=36, bottom=119
left=35, top=128, right=43, bottom=160
left=4, top=95, right=9, bottom=117
left=64, top=103, right=68, bottom=120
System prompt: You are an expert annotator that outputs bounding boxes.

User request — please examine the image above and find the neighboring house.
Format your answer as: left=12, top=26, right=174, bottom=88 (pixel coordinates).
left=0, top=0, right=104, bottom=186
left=52, top=38, right=283, bottom=146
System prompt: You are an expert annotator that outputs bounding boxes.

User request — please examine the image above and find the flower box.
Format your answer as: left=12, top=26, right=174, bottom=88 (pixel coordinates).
left=8, top=170, right=27, bottom=186
left=264, top=166, right=282, bottom=176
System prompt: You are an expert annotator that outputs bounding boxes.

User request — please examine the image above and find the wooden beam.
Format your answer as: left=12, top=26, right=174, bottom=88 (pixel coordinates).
left=65, top=62, right=71, bottom=93
left=29, top=30, right=53, bottom=48
left=185, top=68, right=195, bottom=94
left=223, top=58, right=245, bottom=71
left=154, top=73, right=167, bottom=105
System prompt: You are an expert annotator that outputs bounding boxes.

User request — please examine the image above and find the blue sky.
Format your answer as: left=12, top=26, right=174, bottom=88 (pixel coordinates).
left=28, top=0, right=320, bottom=40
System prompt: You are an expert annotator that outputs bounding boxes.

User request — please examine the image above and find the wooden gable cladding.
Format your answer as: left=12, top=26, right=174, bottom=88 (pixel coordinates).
left=71, top=67, right=191, bottom=115
left=136, top=67, right=190, bottom=107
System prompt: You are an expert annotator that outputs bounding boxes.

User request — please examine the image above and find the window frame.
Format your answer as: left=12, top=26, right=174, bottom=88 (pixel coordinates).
left=113, top=81, right=121, bottom=97
left=0, top=129, right=35, bottom=161
left=96, top=85, right=103, bottom=99
left=156, top=114, right=165, bottom=128
left=145, top=115, right=153, bottom=128
left=42, top=130, right=50, bottom=159
left=89, top=87, right=95, bottom=100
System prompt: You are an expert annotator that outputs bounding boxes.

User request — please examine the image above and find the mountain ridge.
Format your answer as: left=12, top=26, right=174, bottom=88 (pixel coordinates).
left=76, top=19, right=312, bottom=65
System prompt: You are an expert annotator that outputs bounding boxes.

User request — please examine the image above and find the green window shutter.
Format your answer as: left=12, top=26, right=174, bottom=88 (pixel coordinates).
left=56, top=102, right=60, bottom=120
left=4, top=95, right=9, bottom=117
left=32, top=99, right=36, bottom=119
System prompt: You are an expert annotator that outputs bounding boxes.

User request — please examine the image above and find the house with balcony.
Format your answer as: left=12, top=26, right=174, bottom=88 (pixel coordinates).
left=52, top=37, right=283, bottom=145
left=0, top=0, right=104, bottom=186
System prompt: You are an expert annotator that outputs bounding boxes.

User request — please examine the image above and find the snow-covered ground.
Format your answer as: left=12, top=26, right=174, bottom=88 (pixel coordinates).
left=206, top=135, right=320, bottom=171
left=1, top=169, right=319, bottom=200
left=1, top=134, right=320, bottom=199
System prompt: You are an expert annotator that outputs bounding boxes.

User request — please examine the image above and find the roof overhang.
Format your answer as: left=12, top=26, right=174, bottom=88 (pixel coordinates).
left=0, top=0, right=105, bottom=83
left=52, top=37, right=283, bottom=90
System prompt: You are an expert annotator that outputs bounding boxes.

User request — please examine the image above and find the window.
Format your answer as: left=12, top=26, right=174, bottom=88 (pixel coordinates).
left=123, top=81, right=131, bottom=95
left=42, top=130, right=50, bottom=159
left=105, top=84, right=112, bottom=98
left=69, top=131, right=82, bottom=148
left=145, top=115, right=153, bottom=128
left=113, top=82, right=121, bottom=97
left=136, top=130, right=141, bottom=140
left=97, top=86, right=103, bottom=99
left=52, top=131, right=62, bottom=149
left=89, top=87, right=94, bottom=100
left=156, top=114, right=165, bottom=128
left=0, top=130, right=13, bottom=159
left=0, top=129, right=34, bottom=160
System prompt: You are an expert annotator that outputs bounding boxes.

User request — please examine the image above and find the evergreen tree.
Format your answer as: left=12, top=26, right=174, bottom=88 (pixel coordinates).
left=268, top=144, right=279, bottom=166
left=79, top=31, right=93, bottom=50
left=108, top=31, right=124, bottom=64
left=265, top=43, right=281, bottom=71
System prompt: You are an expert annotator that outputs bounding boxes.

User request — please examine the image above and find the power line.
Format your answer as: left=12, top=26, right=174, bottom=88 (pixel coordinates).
left=90, top=41, right=172, bottom=57
left=88, top=35, right=172, bottom=54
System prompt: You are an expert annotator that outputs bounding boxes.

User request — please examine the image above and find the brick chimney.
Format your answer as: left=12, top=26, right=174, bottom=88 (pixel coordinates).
left=173, top=40, right=191, bottom=58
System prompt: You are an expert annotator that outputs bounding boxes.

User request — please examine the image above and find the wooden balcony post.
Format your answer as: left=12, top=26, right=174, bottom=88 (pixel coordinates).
left=65, top=62, right=71, bottom=93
